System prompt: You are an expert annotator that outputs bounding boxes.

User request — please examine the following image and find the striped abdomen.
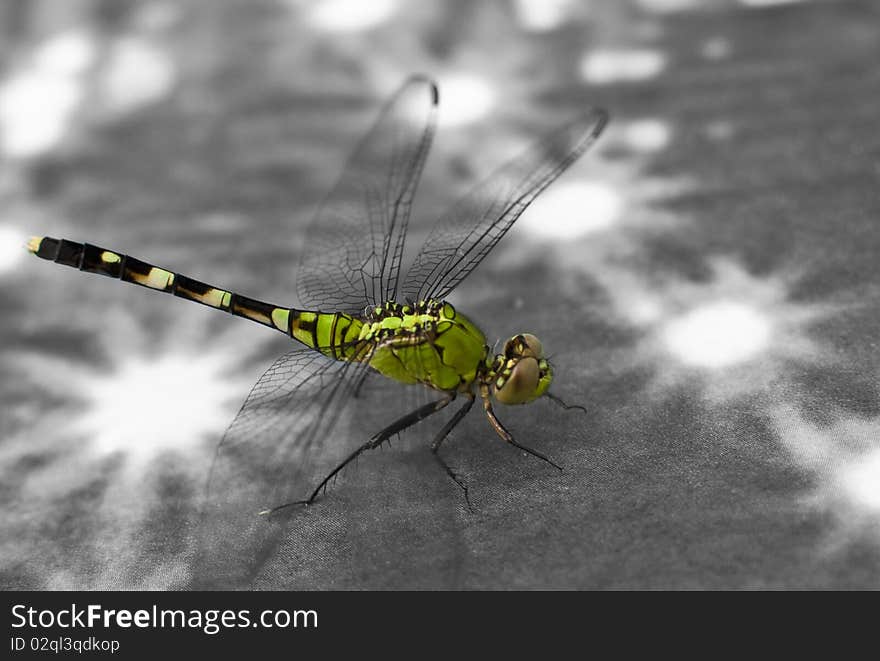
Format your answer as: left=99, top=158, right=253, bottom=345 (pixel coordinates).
left=28, top=236, right=366, bottom=360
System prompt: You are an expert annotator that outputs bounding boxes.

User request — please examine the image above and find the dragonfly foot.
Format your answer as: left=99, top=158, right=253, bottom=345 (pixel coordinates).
left=435, top=456, right=473, bottom=512
left=461, top=483, right=474, bottom=513
left=259, top=500, right=312, bottom=518
left=511, top=438, right=563, bottom=472
left=450, top=471, right=473, bottom=512
left=546, top=392, right=587, bottom=413
left=483, top=390, right=564, bottom=472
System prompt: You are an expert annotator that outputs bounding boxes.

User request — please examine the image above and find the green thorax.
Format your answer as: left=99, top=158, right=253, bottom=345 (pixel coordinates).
left=291, top=300, right=488, bottom=392
left=361, top=300, right=487, bottom=391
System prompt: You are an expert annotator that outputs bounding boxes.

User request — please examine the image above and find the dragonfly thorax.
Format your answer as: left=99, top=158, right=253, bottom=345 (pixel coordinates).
left=366, top=299, right=450, bottom=324
left=360, top=299, right=488, bottom=392
left=485, top=333, right=553, bottom=405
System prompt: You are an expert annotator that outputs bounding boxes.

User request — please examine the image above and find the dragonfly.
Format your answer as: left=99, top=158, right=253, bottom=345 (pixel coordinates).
left=27, top=76, right=608, bottom=514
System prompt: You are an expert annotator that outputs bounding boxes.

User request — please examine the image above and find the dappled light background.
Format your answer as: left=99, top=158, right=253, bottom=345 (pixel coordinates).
left=2, top=0, right=880, bottom=588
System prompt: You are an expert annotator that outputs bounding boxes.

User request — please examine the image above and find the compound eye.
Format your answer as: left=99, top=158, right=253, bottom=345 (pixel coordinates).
left=503, top=333, right=544, bottom=360
left=495, top=357, right=540, bottom=405
left=519, top=333, right=543, bottom=359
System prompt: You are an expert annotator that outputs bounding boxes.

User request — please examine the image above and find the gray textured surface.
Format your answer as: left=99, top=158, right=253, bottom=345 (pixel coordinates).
left=2, top=0, right=880, bottom=589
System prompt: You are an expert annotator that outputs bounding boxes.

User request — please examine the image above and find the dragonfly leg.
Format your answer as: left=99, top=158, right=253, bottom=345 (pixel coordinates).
left=545, top=392, right=587, bottom=413
left=265, top=393, right=456, bottom=514
left=479, top=385, right=563, bottom=472
left=430, top=393, right=475, bottom=510
left=351, top=365, right=371, bottom=399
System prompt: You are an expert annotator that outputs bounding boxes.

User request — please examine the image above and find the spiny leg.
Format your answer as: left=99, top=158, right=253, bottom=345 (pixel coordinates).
left=262, top=393, right=456, bottom=515
left=545, top=392, right=587, bottom=413
left=430, top=392, right=475, bottom=510
left=480, top=385, right=562, bottom=471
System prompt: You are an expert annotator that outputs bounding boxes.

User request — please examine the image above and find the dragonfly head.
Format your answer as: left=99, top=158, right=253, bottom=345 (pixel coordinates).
left=490, top=333, right=553, bottom=405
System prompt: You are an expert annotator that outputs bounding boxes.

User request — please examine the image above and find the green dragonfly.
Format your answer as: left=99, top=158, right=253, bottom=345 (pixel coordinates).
left=28, top=76, right=608, bottom=512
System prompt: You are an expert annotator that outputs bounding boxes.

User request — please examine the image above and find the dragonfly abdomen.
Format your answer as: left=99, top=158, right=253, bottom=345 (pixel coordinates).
left=28, top=236, right=293, bottom=334
left=289, top=310, right=366, bottom=361
left=29, top=236, right=368, bottom=360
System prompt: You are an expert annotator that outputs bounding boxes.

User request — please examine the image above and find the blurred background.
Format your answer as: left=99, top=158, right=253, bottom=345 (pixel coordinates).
left=2, top=0, right=880, bottom=589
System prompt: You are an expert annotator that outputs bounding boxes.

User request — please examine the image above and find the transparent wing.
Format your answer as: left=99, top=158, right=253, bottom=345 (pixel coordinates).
left=193, top=347, right=370, bottom=586
left=296, top=76, right=438, bottom=314
left=205, top=348, right=367, bottom=508
left=401, top=109, right=608, bottom=302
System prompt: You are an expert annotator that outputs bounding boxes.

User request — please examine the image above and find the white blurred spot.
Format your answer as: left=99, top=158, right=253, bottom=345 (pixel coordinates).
left=580, top=49, right=667, bottom=84
left=0, top=226, right=28, bottom=274
left=627, top=296, right=664, bottom=325
left=100, top=37, right=175, bottom=115
left=513, top=0, right=575, bottom=31
left=701, top=36, right=732, bottom=60
left=662, top=301, right=772, bottom=368
left=636, top=0, right=704, bottom=11
left=519, top=181, right=622, bottom=239
left=307, top=0, right=398, bottom=32
left=34, top=30, right=98, bottom=76
left=739, top=0, right=805, bottom=7
left=0, top=70, right=82, bottom=157
left=621, top=118, right=671, bottom=152
left=78, top=353, right=239, bottom=463
left=705, top=119, right=734, bottom=141
left=437, top=73, right=495, bottom=127
left=840, top=450, right=880, bottom=511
